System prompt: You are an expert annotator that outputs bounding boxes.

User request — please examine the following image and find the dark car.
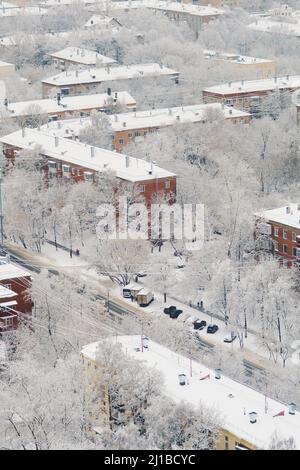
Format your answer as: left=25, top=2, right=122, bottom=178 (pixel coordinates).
left=193, top=319, right=207, bottom=331
left=164, top=306, right=183, bottom=318
left=207, top=324, right=219, bottom=334
left=169, top=310, right=183, bottom=319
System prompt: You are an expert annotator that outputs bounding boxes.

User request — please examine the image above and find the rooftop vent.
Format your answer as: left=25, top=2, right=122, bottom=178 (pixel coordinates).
left=91, top=146, right=95, bottom=158
left=125, top=155, right=130, bottom=168
left=178, top=374, right=187, bottom=386
left=55, top=136, right=59, bottom=147
left=214, top=368, right=221, bottom=380
left=249, top=411, right=257, bottom=424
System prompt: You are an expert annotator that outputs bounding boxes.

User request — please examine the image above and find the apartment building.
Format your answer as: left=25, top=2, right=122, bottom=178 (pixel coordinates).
left=49, top=47, right=116, bottom=70
left=255, top=204, right=300, bottom=268
left=1, top=91, right=137, bottom=124
left=203, top=75, right=300, bottom=114
left=0, top=262, right=32, bottom=335
left=40, top=103, right=251, bottom=152
left=41, top=63, right=179, bottom=97
left=0, top=128, right=176, bottom=206
left=81, top=335, right=300, bottom=449
left=204, top=50, right=276, bottom=79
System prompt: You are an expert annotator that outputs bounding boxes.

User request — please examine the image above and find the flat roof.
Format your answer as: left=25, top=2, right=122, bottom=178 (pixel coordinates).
left=112, top=1, right=224, bottom=17
left=0, top=262, right=31, bottom=281
left=204, top=50, right=275, bottom=65
left=0, top=6, right=47, bottom=16
left=203, top=75, right=300, bottom=96
left=42, top=63, right=179, bottom=87
left=4, top=91, right=136, bottom=117
left=255, top=204, right=300, bottom=230
left=248, top=18, right=300, bottom=37
left=40, top=103, right=250, bottom=137
left=49, top=47, right=116, bottom=66
left=0, top=128, right=176, bottom=183
left=82, top=335, right=300, bottom=450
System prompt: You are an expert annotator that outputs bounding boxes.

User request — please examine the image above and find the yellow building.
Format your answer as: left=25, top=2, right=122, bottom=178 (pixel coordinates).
left=81, top=336, right=300, bottom=450
left=204, top=51, right=276, bottom=79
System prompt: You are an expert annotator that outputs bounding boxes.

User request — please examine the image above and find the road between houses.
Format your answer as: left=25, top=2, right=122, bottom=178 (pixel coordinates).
left=3, top=241, right=282, bottom=376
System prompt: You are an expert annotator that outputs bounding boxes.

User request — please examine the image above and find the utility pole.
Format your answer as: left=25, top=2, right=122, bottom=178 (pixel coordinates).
left=0, top=168, right=3, bottom=247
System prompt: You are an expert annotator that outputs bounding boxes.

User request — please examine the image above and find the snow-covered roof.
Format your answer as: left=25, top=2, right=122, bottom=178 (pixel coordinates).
left=3, top=91, right=136, bottom=117
left=248, top=18, right=300, bottom=37
left=0, top=284, right=16, bottom=299
left=0, top=128, right=176, bottom=183
left=204, top=50, right=275, bottom=65
left=0, top=263, right=31, bottom=281
left=40, top=103, right=250, bottom=137
left=84, top=15, right=122, bottom=29
left=255, top=204, right=300, bottom=230
left=203, top=75, right=300, bottom=96
left=49, top=47, right=116, bottom=66
left=110, top=1, right=224, bottom=17
left=0, top=5, right=47, bottom=16
left=0, top=60, right=14, bottom=67
left=42, top=63, right=179, bottom=87
left=82, top=335, right=300, bottom=450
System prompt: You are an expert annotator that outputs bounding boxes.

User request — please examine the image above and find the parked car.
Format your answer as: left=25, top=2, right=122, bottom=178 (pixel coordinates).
left=207, top=324, right=219, bottom=334
left=193, top=319, right=206, bottom=331
left=169, top=310, right=183, bottom=319
left=224, top=333, right=237, bottom=343
left=135, top=271, right=147, bottom=278
left=164, top=306, right=183, bottom=318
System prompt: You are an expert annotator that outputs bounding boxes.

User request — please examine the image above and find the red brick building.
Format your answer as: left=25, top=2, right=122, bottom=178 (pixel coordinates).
left=0, top=128, right=176, bottom=207
left=255, top=204, right=300, bottom=268
left=0, top=263, right=32, bottom=334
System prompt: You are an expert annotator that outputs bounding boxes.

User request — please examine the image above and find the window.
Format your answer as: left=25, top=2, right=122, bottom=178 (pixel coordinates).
left=292, top=232, right=297, bottom=242
left=273, top=240, right=278, bottom=252
left=165, top=180, right=171, bottom=190
left=128, top=133, right=133, bottom=138
left=293, top=247, right=297, bottom=257
left=139, top=184, right=145, bottom=193
left=283, top=229, right=288, bottom=240
left=283, top=244, right=288, bottom=254
left=62, top=165, right=70, bottom=173
left=297, top=248, right=300, bottom=259
left=274, top=227, right=279, bottom=237
left=48, top=161, right=56, bottom=170
left=84, top=172, right=94, bottom=182
left=224, top=435, right=229, bottom=450
left=118, top=139, right=124, bottom=145
left=135, top=131, right=141, bottom=137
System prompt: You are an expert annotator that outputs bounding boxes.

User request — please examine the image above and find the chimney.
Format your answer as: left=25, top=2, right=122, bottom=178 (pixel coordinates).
left=123, top=122, right=126, bottom=127
left=286, top=205, right=291, bottom=214
left=75, top=70, right=79, bottom=78
left=114, top=114, right=118, bottom=122
left=289, top=403, right=296, bottom=415
left=229, top=109, right=233, bottom=115
left=168, top=109, right=172, bottom=115
left=275, top=76, right=277, bottom=83
left=297, top=204, right=300, bottom=211
left=214, top=368, right=221, bottom=380
left=22, top=127, right=26, bottom=138
left=55, top=136, right=59, bottom=147
left=57, top=92, right=61, bottom=105
left=228, top=81, right=232, bottom=87
left=149, top=160, right=156, bottom=175
left=4, top=98, right=8, bottom=108
left=91, top=146, right=95, bottom=158
left=286, top=75, right=289, bottom=81
left=125, top=155, right=130, bottom=168
left=107, top=87, right=111, bottom=96
left=249, top=412, right=257, bottom=424
left=176, top=115, right=180, bottom=121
